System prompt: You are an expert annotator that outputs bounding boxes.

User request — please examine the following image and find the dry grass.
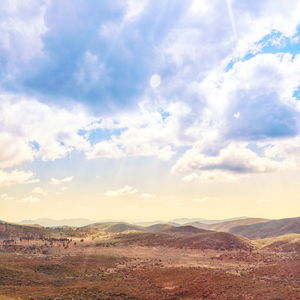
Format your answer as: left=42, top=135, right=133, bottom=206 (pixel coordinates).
left=0, top=229, right=300, bottom=299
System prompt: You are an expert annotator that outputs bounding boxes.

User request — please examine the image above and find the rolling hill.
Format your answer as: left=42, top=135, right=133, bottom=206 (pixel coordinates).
left=172, top=217, right=248, bottom=225
left=146, top=223, right=210, bottom=234
left=80, top=222, right=145, bottom=233
left=0, top=222, right=47, bottom=239
left=146, top=224, right=175, bottom=232
left=211, top=218, right=269, bottom=232
left=99, top=230, right=253, bottom=251
left=254, top=234, right=300, bottom=252
left=230, top=217, right=300, bottom=239
left=183, top=218, right=269, bottom=232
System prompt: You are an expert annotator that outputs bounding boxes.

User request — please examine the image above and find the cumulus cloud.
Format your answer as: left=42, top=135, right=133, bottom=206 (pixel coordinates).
left=104, top=185, right=138, bottom=197
left=167, top=50, right=300, bottom=181
left=50, top=176, right=73, bottom=185
left=86, top=102, right=179, bottom=160
left=0, top=132, right=34, bottom=168
left=0, top=0, right=48, bottom=79
left=0, top=93, right=92, bottom=168
left=173, top=143, right=287, bottom=181
left=263, top=137, right=300, bottom=168
left=1, top=0, right=300, bottom=184
left=0, top=169, right=38, bottom=186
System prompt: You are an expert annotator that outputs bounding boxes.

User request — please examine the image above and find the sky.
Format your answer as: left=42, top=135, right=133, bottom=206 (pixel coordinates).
left=1, top=0, right=300, bottom=222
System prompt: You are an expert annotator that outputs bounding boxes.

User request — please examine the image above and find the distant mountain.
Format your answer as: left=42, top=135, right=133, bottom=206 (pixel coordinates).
left=19, top=218, right=95, bottom=227
left=210, top=218, right=270, bottom=232
left=230, top=217, right=300, bottom=239
left=17, top=217, right=250, bottom=227
left=134, top=220, right=166, bottom=226
left=172, top=217, right=248, bottom=225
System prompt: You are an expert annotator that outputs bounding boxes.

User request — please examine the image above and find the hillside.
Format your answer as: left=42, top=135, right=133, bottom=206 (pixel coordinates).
left=0, top=222, right=47, bottom=239
left=254, top=234, right=300, bottom=252
left=211, top=218, right=269, bottom=232
left=183, top=222, right=211, bottom=230
left=80, top=222, right=145, bottom=233
left=172, top=217, right=247, bottom=225
left=162, top=225, right=208, bottom=234
left=146, top=224, right=175, bottom=232
left=230, top=217, right=300, bottom=239
left=99, top=230, right=252, bottom=251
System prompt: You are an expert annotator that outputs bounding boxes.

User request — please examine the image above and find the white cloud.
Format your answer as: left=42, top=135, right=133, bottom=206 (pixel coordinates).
left=1, top=0, right=300, bottom=187
left=0, top=169, right=38, bottom=186
left=0, top=92, right=92, bottom=167
left=0, top=0, right=48, bottom=79
left=104, top=185, right=138, bottom=197
left=32, top=186, right=47, bottom=196
left=18, top=195, right=40, bottom=204
left=88, top=18, right=300, bottom=169
left=167, top=50, right=300, bottom=181
left=263, top=137, right=300, bottom=168
left=87, top=140, right=124, bottom=159
left=124, top=0, right=149, bottom=20
left=173, top=143, right=286, bottom=182
left=0, top=132, right=34, bottom=168
left=87, top=102, right=180, bottom=160
left=50, top=176, right=73, bottom=185
left=184, top=171, right=238, bottom=182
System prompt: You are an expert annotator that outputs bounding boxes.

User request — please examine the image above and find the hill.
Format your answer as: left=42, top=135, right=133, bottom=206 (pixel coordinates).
left=172, top=217, right=248, bottom=225
left=0, top=222, right=47, bottom=239
left=80, top=222, right=144, bottom=233
left=162, top=225, right=208, bottom=234
left=100, top=230, right=252, bottom=251
left=230, top=217, right=300, bottom=239
left=211, top=218, right=269, bottom=232
left=183, top=222, right=212, bottom=230
left=254, top=234, right=300, bottom=252
left=146, top=224, right=175, bottom=232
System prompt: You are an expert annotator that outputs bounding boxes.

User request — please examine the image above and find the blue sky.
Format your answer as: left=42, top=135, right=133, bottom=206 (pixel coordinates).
left=0, top=0, right=300, bottom=221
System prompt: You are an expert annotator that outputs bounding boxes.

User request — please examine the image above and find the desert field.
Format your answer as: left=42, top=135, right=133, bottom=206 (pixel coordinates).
left=1, top=221, right=300, bottom=300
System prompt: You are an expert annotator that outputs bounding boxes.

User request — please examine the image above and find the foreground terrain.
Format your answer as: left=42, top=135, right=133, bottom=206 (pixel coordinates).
left=0, top=220, right=300, bottom=299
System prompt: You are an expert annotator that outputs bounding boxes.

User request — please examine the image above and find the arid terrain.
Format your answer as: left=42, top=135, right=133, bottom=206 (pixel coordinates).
left=0, top=218, right=300, bottom=299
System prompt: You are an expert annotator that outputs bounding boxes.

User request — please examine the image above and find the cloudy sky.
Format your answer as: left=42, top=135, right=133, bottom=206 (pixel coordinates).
left=1, top=0, right=300, bottom=222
